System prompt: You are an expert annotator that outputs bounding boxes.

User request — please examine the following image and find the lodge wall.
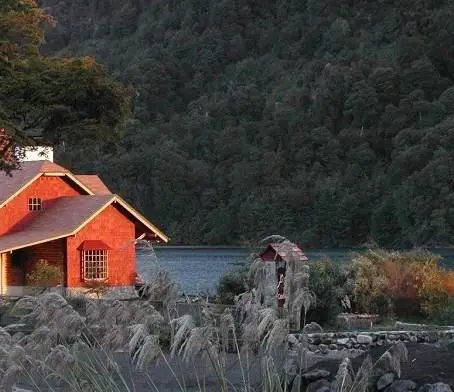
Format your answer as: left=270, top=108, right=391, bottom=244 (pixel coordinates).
left=66, top=204, right=136, bottom=287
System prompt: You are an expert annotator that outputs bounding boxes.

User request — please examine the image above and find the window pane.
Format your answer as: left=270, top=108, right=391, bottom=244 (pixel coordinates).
left=82, top=249, right=108, bottom=280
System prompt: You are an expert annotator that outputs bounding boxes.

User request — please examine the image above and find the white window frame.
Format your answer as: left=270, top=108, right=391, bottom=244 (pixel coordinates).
left=81, top=250, right=108, bottom=281
left=28, top=197, right=42, bottom=211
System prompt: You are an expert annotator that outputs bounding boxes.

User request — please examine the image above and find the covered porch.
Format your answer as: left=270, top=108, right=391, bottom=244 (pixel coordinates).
left=0, top=239, right=66, bottom=296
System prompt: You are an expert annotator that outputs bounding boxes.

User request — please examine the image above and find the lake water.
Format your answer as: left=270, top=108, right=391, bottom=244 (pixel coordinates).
left=136, top=247, right=454, bottom=295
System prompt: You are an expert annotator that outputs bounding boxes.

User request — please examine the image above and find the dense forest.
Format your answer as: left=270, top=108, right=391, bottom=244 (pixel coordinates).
left=36, top=0, right=454, bottom=247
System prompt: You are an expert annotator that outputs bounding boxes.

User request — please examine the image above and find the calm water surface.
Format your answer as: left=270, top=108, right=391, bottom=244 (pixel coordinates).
left=137, top=247, right=454, bottom=295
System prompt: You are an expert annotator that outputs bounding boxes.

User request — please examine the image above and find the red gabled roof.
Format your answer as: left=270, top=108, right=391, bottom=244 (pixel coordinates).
left=260, top=242, right=308, bottom=263
left=0, top=194, right=169, bottom=253
left=0, top=160, right=93, bottom=207
left=0, top=160, right=169, bottom=248
left=75, top=175, right=111, bottom=195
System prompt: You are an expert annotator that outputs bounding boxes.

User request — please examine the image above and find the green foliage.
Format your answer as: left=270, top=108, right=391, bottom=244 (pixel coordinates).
left=216, top=266, right=250, bottom=305
left=38, top=0, right=454, bottom=247
left=431, top=297, right=454, bottom=325
left=307, top=258, right=346, bottom=325
left=26, top=259, right=63, bottom=291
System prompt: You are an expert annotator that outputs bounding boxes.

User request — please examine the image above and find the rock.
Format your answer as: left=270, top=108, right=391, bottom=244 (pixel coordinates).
left=301, top=369, right=331, bottom=382
left=377, top=373, right=395, bottom=391
left=309, top=344, right=318, bottom=352
left=304, top=322, right=323, bottom=334
left=337, top=338, right=350, bottom=345
left=418, top=383, right=453, bottom=392
left=389, top=379, right=417, bottom=392
left=318, top=344, right=329, bottom=354
left=357, top=334, right=373, bottom=345
left=306, top=379, right=330, bottom=392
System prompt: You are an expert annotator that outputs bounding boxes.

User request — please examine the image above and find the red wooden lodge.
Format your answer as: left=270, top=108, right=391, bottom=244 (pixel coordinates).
left=0, top=157, right=168, bottom=296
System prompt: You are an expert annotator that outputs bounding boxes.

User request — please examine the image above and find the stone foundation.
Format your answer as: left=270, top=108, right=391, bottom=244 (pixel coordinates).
left=65, top=285, right=137, bottom=300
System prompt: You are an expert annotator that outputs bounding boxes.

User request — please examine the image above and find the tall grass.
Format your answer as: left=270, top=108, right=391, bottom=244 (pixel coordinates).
left=0, top=244, right=413, bottom=392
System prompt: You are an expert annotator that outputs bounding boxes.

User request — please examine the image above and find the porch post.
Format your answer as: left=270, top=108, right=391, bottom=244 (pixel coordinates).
left=0, top=253, right=6, bottom=295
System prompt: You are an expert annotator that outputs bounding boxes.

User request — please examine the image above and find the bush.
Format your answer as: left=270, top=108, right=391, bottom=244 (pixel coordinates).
left=84, top=279, right=110, bottom=298
left=343, top=250, right=389, bottom=314
left=413, top=257, right=449, bottom=318
left=431, top=297, right=454, bottom=325
left=216, top=266, right=250, bottom=304
left=307, top=258, right=346, bottom=325
left=344, top=249, right=449, bottom=319
left=26, top=259, right=64, bottom=294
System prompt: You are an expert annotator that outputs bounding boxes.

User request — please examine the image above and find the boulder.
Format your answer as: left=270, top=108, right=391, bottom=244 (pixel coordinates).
left=357, top=334, right=373, bottom=345
left=303, top=322, right=323, bottom=334
left=377, top=373, right=395, bottom=391
left=418, top=383, right=453, bottom=392
left=337, top=338, right=350, bottom=345
left=301, top=369, right=331, bottom=382
left=389, top=380, right=417, bottom=392
left=306, top=379, right=330, bottom=392
left=318, top=344, right=329, bottom=354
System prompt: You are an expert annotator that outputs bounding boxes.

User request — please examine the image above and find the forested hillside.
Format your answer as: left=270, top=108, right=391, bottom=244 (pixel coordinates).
left=37, top=0, right=454, bottom=247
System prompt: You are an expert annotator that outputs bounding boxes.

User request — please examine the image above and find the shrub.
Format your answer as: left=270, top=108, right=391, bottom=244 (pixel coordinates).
left=413, top=257, right=449, bottom=318
left=442, top=271, right=454, bottom=296
left=216, top=266, right=250, bottom=304
left=344, top=249, right=449, bottom=319
left=343, top=250, right=389, bottom=314
left=83, top=279, right=110, bottom=298
left=26, top=259, right=63, bottom=294
left=431, top=297, right=454, bottom=325
left=307, top=258, right=346, bottom=325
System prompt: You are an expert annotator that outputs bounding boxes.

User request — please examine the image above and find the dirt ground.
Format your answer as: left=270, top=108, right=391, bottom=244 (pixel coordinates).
left=385, top=342, right=454, bottom=386
left=312, top=342, right=454, bottom=388
left=15, top=343, right=454, bottom=391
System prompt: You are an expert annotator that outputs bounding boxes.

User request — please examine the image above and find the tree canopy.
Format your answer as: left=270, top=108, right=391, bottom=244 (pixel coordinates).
left=0, top=0, right=131, bottom=170
left=37, top=0, right=454, bottom=247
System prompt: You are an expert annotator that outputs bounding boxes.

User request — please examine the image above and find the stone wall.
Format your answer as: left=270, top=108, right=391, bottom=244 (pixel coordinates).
left=295, top=329, right=454, bottom=354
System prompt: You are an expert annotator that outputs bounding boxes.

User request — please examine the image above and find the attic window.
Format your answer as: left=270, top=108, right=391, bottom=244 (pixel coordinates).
left=28, top=198, right=42, bottom=211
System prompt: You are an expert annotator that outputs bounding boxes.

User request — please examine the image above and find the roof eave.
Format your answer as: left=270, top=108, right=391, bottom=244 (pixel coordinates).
left=0, top=232, right=71, bottom=254
left=0, top=173, right=42, bottom=209
left=0, top=171, right=96, bottom=209
left=113, top=195, right=169, bottom=243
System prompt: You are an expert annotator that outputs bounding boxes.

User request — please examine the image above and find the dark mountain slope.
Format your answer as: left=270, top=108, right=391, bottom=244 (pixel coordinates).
left=38, top=0, right=454, bottom=246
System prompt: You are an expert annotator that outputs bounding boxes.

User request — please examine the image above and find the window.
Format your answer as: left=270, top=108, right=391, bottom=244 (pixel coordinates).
left=82, top=250, right=108, bottom=280
left=28, top=197, right=42, bottom=211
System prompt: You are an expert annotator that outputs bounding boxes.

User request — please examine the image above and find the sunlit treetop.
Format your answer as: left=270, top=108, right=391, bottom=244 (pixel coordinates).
left=0, top=0, right=132, bottom=170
